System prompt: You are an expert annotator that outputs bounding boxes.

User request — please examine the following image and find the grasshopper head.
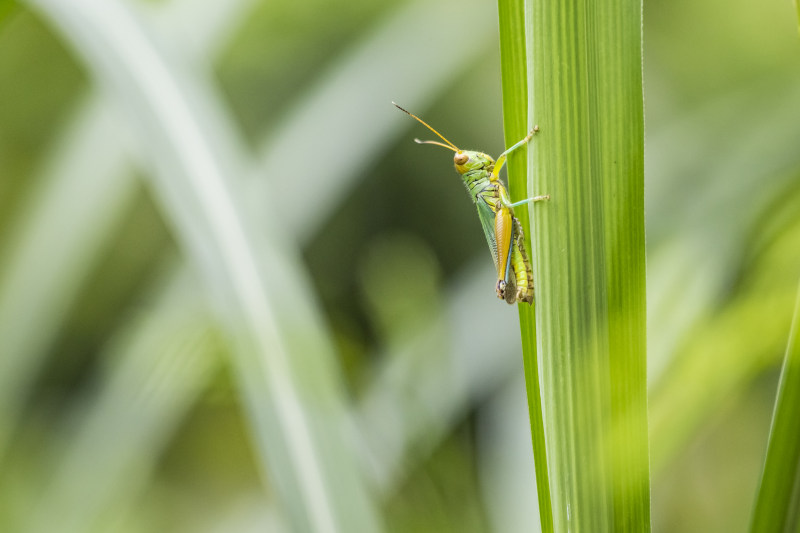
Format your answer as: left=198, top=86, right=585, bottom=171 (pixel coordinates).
left=454, top=150, right=494, bottom=175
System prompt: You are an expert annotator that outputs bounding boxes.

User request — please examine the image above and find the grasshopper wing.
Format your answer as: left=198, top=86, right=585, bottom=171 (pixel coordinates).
left=475, top=197, right=499, bottom=270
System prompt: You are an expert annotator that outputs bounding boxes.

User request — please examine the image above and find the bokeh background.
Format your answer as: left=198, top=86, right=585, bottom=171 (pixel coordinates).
left=0, top=0, right=799, bottom=531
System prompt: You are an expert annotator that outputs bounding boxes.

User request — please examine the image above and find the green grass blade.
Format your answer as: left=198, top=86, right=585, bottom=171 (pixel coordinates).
left=497, top=0, right=553, bottom=531
left=525, top=0, right=651, bottom=530
left=749, top=282, right=800, bottom=533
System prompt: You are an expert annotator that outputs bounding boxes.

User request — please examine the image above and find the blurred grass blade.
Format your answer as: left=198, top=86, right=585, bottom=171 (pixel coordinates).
left=1, top=0, right=497, bottom=519
left=0, top=0, right=256, bottom=461
left=478, top=376, right=541, bottom=533
left=358, top=260, right=522, bottom=492
left=25, top=265, right=218, bottom=533
left=0, top=100, right=136, bottom=457
left=749, top=281, right=800, bottom=533
left=24, top=0, right=383, bottom=531
left=526, top=0, right=651, bottom=530
left=153, top=0, right=259, bottom=61
left=646, top=80, right=800, bottom=471
left=497, top=0, right=552, bottom=531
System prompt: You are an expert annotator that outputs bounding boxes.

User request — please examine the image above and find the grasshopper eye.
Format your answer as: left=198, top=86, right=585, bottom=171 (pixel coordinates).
left=454, top=153, right=469, bottom=165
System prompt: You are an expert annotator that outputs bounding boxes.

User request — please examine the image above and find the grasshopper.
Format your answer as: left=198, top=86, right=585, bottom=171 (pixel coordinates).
left=393, top=103, right=548, bottom=305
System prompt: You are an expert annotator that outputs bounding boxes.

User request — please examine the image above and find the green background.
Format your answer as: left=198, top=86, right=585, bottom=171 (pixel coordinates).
left=0, top=0, right=798, bottom=531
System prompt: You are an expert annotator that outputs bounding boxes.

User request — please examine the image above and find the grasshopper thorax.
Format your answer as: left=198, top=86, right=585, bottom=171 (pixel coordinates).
left=454, top=150, right=494, bottom=175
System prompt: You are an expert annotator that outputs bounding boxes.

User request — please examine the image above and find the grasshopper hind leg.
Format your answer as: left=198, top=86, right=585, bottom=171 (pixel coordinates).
left=496, top=234, right=517, bottom=304
left=493, top=206, right=518, bottom=304
left=511, top=218, right=534, bottom=304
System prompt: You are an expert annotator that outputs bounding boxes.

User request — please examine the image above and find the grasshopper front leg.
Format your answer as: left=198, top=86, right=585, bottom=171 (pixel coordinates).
left=492, top=126, right=539, bottom=180
left=493, top=128, right=550, bottom=208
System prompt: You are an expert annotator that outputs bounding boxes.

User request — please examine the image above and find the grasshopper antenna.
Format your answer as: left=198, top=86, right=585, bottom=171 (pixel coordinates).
left=393, top=102, right=460, bottom=152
